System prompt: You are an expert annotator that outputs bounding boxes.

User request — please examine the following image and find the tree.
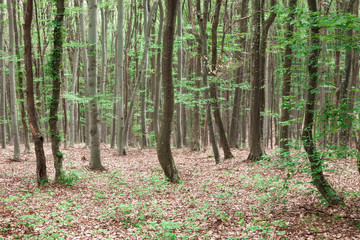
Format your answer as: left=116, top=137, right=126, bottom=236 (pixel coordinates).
left=80, top=0, right=90, bottom=146
left=24, top=0, right=48, bottom=186
left=157, top=0, right=180, bottom=183
left=0, top=0, right=5, bottom=149
left=302, top=0, right=343, bottom=206
left=48, top=0, right=65, bottom=181
left=116, top=0, right=125, bottom=155
left=279, top=0, right=297, bottom=161
left=229, top=0, right=249, bottom=148
left=88, top=0, right=104, bottom=170
left=7, top=0, right=21, bottom=161
left=247, top=0, right=263, bottom=161
left=210, top=0, right=233, bottom=159
left=197, top=0, right=220, bottom=164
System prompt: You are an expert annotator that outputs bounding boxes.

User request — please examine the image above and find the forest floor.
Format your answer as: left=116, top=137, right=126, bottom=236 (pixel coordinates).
left=1, top=143, right=360, bottom=239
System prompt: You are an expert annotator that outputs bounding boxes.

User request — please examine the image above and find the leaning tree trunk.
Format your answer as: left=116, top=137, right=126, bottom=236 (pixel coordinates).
left=88, top=0, right=104, bottom=170
left=247, top=0, right=264, bottom=161
left=279, top=0, right=296, bottom=161
left=210, top=0, right=233, bottom=159
left=7, top=0, right=21, bottom=161
left=302, top=0, right=344, bottom=206
left=157, top=0, right=180, bottom=183
left=49, top=0, right=65, bottom=181
left=24, top=0, right=48, bottom=186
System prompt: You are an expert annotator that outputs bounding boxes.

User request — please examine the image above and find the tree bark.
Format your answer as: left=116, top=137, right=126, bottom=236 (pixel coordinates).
left=116, top=0, right=125, bottom=154
left=13, top=0, right=30, bottom=153
left=153, top=0, right=164, bottom=139
left=157, top=0, right=180, bottom=182
left=88, top=0, right=104, bottom=170
left=229, top=0, right=249, bottom=148
left=7, top=0, right=21, bottom=160
left=0, top=0, right=6, bottom=149
left=175, top=0, right=183, bottom=148
left=24, top=0, right=48, bottom=186
left=247, top=0, right=264, bottom=161
left=210, top=0, right=233, bottom=159
left=49, top=0, right=65, bottom=181
left=80, top=0, right=90, bottom=146
left=197, top=0, right=220, bottom=164
left=303, top=0, right=344, bottom=206
left=279, top=0, right=297, bottom=161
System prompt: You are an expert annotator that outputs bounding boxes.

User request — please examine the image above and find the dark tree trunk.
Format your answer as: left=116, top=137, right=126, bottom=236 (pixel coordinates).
left=49, top=0, right=65, bottom=181
left=279, top=0, right=297, bottom=160
left=157, top=0, right=180, bottom=182
left=302, top=0, right=344, bottom=206
left=229, top=0, right=249, bottom=148
left=247, top=0, right=264, bottom=161
left=210, top=0, right=233, bottom=159
left=197, top=0, right=220, bottom=164
left=24, top=0, right=48, bottom=186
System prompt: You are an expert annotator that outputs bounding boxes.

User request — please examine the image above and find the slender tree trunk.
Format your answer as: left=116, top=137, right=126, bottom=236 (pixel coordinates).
left=338, top=0, right=358, bottom=147
left=70, top=48, right=79, bottom=147
left=116, top=0, right=125, bottom=154
left=197, top=0, right=220, bottom=164
left=13, top=0, right=30, bottom=153
left=280, top=0, right=297, bottom=161
left=157, top=0, right=180, bottom=182
left=303, top=0, right=343, bottom=206
left=49, top=0, right=65, bottom=181
left=153, top=0, right=164, bottom=139
left=247, top=0, right=264, bottom=161
left=140, top=0, right=149, bottom=148
left=80, top=0, right=90, bottom=147
left=210, top=0, right=233, bottom=159
left=100, top=6, right=108, bottom=143
left=7, top=0, right=21, bottom=161
left=229, top=0, right=249, bottom=148
left=175, top=0, right=183, bottom=148
left=0, top=0, right=6, bottom=149
left=88, top=0, right=104, bottom=170
left=24, top=0, right=48, bottom=186
left=190, top=49, right=201, bottom=151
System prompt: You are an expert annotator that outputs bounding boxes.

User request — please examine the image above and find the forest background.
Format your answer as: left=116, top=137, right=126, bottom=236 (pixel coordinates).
left=1, top=0, right=360, bottom=238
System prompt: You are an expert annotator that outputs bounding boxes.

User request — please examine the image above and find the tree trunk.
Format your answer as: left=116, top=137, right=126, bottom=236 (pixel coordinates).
left=49, top=0, right=65, bottom=181
left=210, top=0, right=233, bottom=159
left=140, top=0, right=149, bottom=148
left=116, top=0, right=125, bottom=154
left=302, top=0, right=343, bottom=206
left=70, top=48, right=79, bottom=147
left=197, top=0, right=220, bottom=164
left=175, top=0, right=183, bottom=148
left=24, top=0, right=48, bottom=186
left=153, top=0, right=164, bottom=139
left=0, top=0, right=6, bottom=149
left=229, top=0, right=249, bottom=148
left=279, top=0, right=297, bottom=161
left=7, top=0, right=21, bottom=161
left=88, top=0, right=104, bottom=170
left=157, top=0, right=180, bottom=183
left=80, top=0, right=90, bottom=147
left=247, top=0, right=264, bottom=161
left=100, top=6, right=108, bottom=143
left=13, top=0, right=30, bottom=153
